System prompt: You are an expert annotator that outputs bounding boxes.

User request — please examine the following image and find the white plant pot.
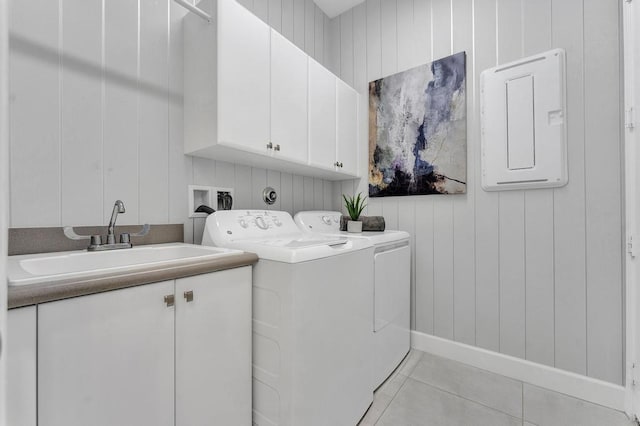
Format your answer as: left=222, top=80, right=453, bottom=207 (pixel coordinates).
left=347, top=220, right=362, bottom=233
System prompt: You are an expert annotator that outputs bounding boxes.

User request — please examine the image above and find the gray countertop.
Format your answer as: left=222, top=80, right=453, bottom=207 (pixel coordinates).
left=8, top=251, right=259, bottom=309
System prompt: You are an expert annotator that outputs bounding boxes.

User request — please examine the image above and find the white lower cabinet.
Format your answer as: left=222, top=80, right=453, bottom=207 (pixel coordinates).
left=7, top=306, right=37, bottom=426
left=38, top=281, right=175, bottom=426
left=32, top=267, right=252, bottom=426
left=175, top=268, right=252, bottom=426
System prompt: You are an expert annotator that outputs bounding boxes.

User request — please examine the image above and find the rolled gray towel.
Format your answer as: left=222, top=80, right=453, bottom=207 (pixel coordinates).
left=340, top=215, right=386, bottom=232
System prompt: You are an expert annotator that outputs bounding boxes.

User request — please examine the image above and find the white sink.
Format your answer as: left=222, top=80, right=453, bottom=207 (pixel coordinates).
left=8, top=243, right=242, bottom=286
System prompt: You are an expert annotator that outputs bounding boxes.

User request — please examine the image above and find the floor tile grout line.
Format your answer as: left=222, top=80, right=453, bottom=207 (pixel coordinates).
left=403, top=375, right=524, bottom=422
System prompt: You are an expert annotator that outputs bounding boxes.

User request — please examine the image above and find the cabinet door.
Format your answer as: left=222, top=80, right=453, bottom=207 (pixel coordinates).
left=218, top=0, right=270, bottom=152
left=271, top=29, right=308, bottom=163
left=175, top=267, right=252, bottom=426
left=7, top=307, right=36, bottom=426
left=336, top=80, right=359, bottom=176
left=38, top=281, right=175, bottom=426
left=308, top=58, right=337, bottom=170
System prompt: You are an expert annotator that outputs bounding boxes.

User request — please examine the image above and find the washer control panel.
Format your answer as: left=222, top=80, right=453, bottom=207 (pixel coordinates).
left=211, top=210, right=299, bottom=241
left=295, top=211, right=342, bottom=232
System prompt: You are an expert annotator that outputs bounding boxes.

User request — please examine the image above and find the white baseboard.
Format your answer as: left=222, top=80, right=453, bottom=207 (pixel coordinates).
left=411, top=330, right=626, bottom=411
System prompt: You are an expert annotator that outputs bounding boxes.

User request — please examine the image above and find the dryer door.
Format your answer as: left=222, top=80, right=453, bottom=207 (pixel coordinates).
left=374, top=244, right=410, bottom=332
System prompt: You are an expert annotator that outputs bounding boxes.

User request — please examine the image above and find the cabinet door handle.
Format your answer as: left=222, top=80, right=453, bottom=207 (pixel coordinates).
left=164, top=294, right=175, bottom=307
left=184, top=290, right=194, bottom=302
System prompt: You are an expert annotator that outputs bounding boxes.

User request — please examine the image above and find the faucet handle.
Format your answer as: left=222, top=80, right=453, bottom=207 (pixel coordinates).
left=63, top=226, right=91, bottom=241
left=130, top=224, right=150, bottom=238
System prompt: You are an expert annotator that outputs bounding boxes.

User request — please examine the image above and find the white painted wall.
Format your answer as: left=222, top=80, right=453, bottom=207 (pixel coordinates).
left=8, top=0, right=335, bottom=244
left=0, top=0, right=8, bottom=421
left=329, top=0, right=624, bottom=386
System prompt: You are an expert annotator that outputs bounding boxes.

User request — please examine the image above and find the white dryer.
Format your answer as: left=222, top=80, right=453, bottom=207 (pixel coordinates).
left=202, top=210, right=374, bottom=426
left=294, top=211, right=411, bottom=390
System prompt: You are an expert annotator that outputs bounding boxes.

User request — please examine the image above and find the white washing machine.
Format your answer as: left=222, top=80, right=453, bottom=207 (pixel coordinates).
left=294, top=211, right=411, bottom=390
left=202, top=210, right=374, bottom=426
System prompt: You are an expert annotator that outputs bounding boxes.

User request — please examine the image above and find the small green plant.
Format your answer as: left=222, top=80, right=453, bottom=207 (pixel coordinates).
left=343, top=192, right=367, bottom=221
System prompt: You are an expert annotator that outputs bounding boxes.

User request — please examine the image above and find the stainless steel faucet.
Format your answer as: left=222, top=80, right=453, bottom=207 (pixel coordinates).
left=63, top=200, right=150, bottom=251
left=106, top=200, right=126, bottom=244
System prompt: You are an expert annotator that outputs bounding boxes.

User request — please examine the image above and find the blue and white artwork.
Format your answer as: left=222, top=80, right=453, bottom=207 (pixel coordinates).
left=369, top=52, right=467, bottom=196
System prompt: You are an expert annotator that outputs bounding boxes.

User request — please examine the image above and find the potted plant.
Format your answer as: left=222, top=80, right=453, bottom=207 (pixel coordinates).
left=343, top=192, right=367, bottom=233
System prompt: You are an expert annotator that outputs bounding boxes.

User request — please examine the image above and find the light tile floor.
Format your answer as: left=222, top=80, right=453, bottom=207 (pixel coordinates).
left=358, top=350, right=636, bottom=426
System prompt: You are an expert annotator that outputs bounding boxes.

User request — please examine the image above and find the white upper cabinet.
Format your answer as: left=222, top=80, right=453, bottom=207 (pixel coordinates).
left=308, top=58, right=337, bottom=171
left=270, top=29, right=309, bottom=164
left=184, top=0, right=359, bottom=179
left=336, top=79, right=359, bottom=176
left=217, top=0, right=270, bottom=152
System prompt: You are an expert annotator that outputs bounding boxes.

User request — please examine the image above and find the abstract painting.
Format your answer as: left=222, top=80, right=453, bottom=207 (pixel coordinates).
left=369, top=52, right=467, bottom=196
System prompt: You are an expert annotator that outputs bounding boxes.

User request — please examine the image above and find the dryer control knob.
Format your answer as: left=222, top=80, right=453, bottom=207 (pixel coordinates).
left=322, top=216, right=332, bottom=225
left=273, top=217, right=282, bottom=227
left=239, top=219, right=248, bottom=228
left=255, top=216, right=268, bottom=230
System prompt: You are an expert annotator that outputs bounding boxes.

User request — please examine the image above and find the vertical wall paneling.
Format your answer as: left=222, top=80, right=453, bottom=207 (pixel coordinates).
left=379, top=0, right=397, bottom=78
left=280, top=0, right=293, bottom=40
left=280, top=172, right=293, bottom=214
left=168, top=3, right=192, bottom=233
left=253, top=0, right=269, bottom=23
left=433, top=200, right=454, bottom=339
left=251, top=167, right=268, bottom=209
left=192, top=157, right=216, bottom=186
left=326, top=16, right=341, bottom=76
left=451, top=0, right=475, bottom=346
left=339, top=10, right=354, bottom=86
left=413, top=0, right=432, bottom=64
left=234, top=165, right=253, bottom=210
left=314, top=5, right=324, bottom=63
left=266, top=169, right=282, bottom=211
left=214, top=161, right=235, bottom=189
left=415, top=198, right=435, bottom=333
left=396, top=0, right=415, bottom=71
left=323, top=179, right=333, bottom=211
left=473, top=0, right=500, bottom=353
left=293, top=0, right=305, bottom=49
left=9, top=0, right=61, bottom=226
left=365, top=0, right=382, bottom=82
left=104, top=0, right=139, bottom=226
left=496, top=0, right=526, bottom=359
left=551, top=0, right=588, bottom=377
left=139, top=0, right=169, bottom=225
left=313, top=178, right=324, bottom=209
left=305, top=0, right=315, bottom=56
left=583, top=0, right=623, bottom=385
left=303, top=176, right=314, bottom=210
left=293, top=175, right=305, bottom=213
left=268, top=0, right=282, bottom=32
left=352, top=4, right=368, bottom=205
left=522, top=0, right=555, bottom=366
left=430, top=0, right=451, bottom=59
left=60, top=0, right=103, bottom=226
left=324, top=0, right=624, bottom=385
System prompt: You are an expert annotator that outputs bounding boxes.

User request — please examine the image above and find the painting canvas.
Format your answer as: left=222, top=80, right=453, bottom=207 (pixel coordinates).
left=369, top=52, right=467, bottom=196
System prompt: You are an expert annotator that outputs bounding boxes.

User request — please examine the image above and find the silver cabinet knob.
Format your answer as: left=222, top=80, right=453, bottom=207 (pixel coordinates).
left=184, top=290, right=194, bottom=302
left=266, top=142, right=273, bottom=149
left=164, top=294, right=175, bottom=307
left=274, top=144, right=280, bottom=151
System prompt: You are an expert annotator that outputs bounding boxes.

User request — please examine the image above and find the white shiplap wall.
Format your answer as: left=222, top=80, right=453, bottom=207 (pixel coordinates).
left=329, top=0, right=624, bottom=385
left=8, top=0, right=335, bottom=244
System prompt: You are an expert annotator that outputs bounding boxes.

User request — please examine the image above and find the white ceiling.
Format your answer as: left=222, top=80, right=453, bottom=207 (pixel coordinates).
left=314, top=0, right=365, bottom=18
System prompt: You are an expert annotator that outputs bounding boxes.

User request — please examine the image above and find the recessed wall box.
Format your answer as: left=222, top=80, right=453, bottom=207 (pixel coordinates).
left=188, top=185, right=213, bottom=218
left=480, top=48, right=568, bottom=191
